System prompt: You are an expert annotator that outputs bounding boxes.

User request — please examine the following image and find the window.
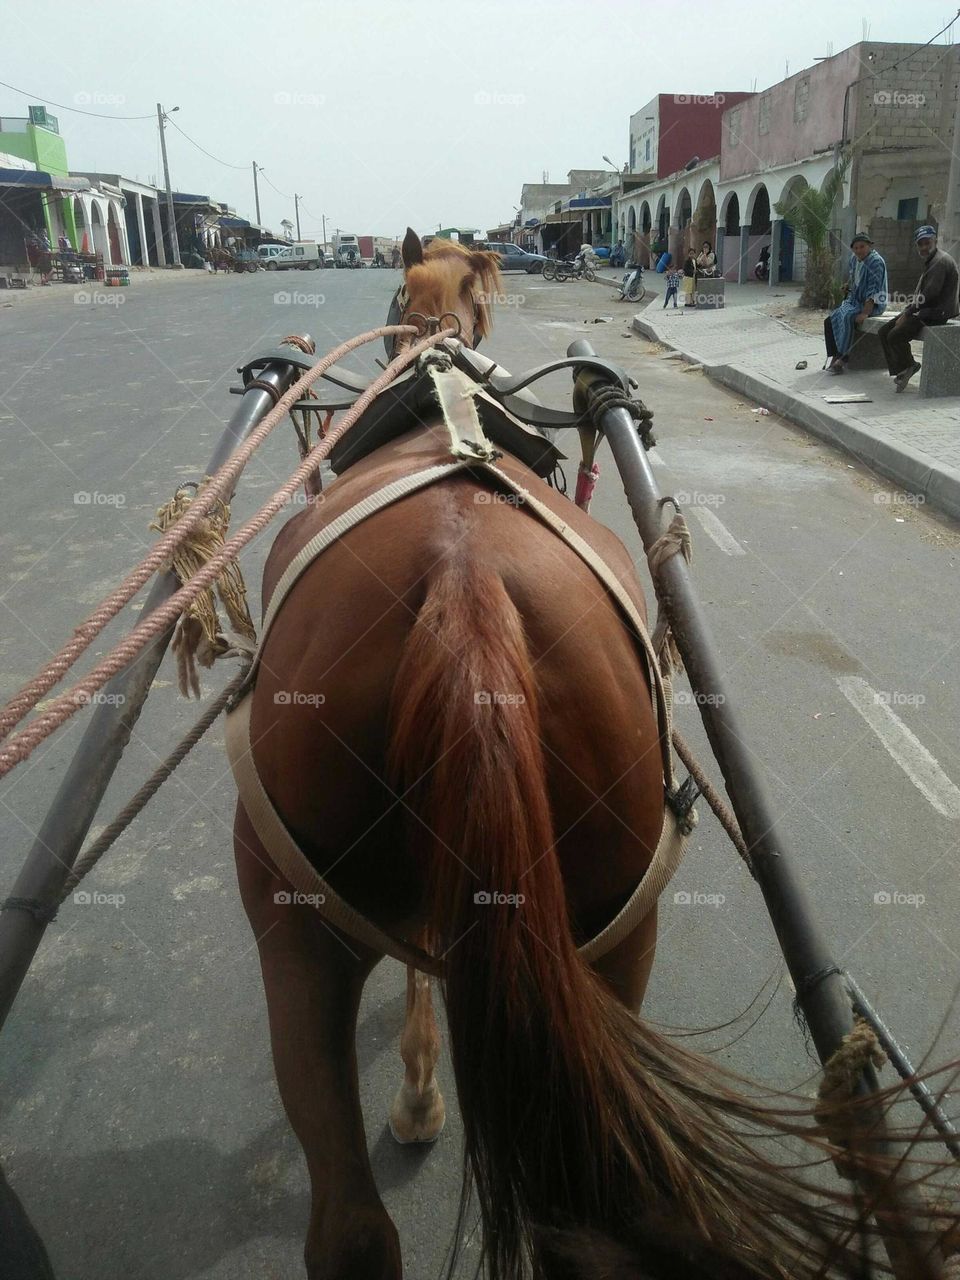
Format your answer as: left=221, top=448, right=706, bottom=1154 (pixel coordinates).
left=645, top=137, right=651, bottom=163
left=758, top=94, right=771, bottom=136
left=794, top=77, right=810, bottom=124
left=727, top=108, right=740, bottom=146
left=897, top=197, right=919, bottom=221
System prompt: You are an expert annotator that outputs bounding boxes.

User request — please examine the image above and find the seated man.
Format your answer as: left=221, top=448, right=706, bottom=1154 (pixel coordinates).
left=879, top=225, right=960, bottom=392
left=824, top=233, right=887, bottom=373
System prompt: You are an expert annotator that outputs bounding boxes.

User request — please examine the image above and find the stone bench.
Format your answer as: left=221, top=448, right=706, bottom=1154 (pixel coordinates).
left=847, top=312, right=960, bottom=398
left=693, top=276, right=725, bottom=309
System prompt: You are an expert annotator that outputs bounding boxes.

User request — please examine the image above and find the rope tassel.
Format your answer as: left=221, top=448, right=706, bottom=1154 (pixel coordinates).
left=151, top=482, right=257, bottom=698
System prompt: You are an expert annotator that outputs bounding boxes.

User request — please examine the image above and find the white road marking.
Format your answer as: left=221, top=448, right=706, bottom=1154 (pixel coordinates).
left=690, top=506, right=746, bottom=556
left=836, top=676, right=960, bottom=819
left=647, top=447, right=666, bottom=468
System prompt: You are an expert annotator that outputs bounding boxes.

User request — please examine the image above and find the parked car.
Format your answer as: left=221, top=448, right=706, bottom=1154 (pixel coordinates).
left=481, top=242, right=548, bottom=274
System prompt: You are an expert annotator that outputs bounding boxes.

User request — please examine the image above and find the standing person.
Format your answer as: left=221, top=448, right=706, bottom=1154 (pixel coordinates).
left=823, top=232, right=888, bottom=373
left=663, top=265, right=681, bottom=308
left=682, top=246, right=697, bottom=306
left=878, top=225, right=959, bottom=391
left=25, top=229, right=53, bottom=285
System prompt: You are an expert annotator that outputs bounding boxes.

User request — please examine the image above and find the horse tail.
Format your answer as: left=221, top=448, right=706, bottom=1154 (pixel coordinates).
left=388, top=556, right=933, bottom=1280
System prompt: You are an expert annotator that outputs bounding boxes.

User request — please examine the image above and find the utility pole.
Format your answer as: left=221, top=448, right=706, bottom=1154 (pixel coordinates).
left=294, top=193, right=301, bottom=240
left=944, top=45, right=960, bottom=261
left=156, top=103, right=182, bottom=268
left=252, top=161, right=262, bottom=225
left=321, top=213, right=327, bottom=251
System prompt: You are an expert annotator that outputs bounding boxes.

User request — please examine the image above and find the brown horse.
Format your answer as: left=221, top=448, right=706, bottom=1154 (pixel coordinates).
left=232, top=231, right=946, bottom=1279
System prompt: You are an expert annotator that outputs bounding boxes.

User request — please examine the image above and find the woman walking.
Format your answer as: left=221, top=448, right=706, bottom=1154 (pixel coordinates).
left=682, top=246, right=697, bottom=306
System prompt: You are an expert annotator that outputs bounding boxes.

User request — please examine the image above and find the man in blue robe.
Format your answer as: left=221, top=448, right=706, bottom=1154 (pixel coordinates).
left=824, top=233, right=888, bottom=373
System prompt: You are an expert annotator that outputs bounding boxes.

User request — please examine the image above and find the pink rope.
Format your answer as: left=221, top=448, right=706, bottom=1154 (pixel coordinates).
left=0, top=327, right=453, bottom=780
left=574, top=461, right=600, bottom=512
left=0, top=324, right=418, bottom=744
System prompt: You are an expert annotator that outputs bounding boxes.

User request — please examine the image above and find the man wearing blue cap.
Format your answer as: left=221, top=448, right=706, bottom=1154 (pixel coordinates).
left=878, top=226, right=959, bottom=392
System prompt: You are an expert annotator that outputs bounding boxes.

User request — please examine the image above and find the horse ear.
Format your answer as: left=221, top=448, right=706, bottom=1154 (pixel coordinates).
left=402, top=227, right=423, bottom=269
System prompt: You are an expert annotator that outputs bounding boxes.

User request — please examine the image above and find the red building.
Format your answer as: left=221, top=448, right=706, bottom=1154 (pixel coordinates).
left=629, top=92, right=755, bottom=180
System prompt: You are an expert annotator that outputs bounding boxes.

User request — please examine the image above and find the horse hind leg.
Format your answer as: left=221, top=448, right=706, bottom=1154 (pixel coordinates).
left=234, top=802, right=401, bottom=1280
left=389, top=965, right=446, bottom=1144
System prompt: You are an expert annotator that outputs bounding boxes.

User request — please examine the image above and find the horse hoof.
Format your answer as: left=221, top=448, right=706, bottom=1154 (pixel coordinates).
left=389, top=1111, right=446, bottom=1144
left=389, top=1086, right=446, bottom=1144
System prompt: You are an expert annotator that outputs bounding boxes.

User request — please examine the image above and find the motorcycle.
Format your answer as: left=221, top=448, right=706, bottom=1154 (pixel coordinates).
left=755, top=249, right=770, bottom=281
left=553, top=252, right=597, bottom=283
left=615, top=263, right=646, bottom=303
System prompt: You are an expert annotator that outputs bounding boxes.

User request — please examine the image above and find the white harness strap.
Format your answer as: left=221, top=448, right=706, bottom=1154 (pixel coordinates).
left=225, top=376, right=693, bottom=970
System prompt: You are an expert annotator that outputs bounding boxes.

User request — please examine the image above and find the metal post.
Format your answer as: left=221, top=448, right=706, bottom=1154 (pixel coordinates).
left=0, top=338, right=312, bottom=1034
left=294, top=194, right=301, bottom=241
left=252, top=161, right=261, bottom=226
left=568, top=337, right=947, bottom=1279
left=156, top=104, right=182, bottom=269
left=321, top=214, right=327, bottom=254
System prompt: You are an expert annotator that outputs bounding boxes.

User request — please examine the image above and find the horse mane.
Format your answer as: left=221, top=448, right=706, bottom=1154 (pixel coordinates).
left=409, top=238, right=502, bottom=339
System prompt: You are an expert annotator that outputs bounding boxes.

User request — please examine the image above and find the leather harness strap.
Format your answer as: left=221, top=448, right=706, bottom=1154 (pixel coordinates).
left=225, top=368, right=693, bottom=972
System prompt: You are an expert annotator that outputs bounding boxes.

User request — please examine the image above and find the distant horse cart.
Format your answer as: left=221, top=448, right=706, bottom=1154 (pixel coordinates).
left=0, top=232, right=958, bottom=1279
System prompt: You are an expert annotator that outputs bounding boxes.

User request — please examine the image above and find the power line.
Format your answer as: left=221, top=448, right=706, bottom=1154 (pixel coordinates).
left=0, top=77, right=154, bottom=120
left=164, top=116, right=247, bottom=170
left=258, top=169, right=292, bottom=200
left=887, top=10, right=960, bottom=73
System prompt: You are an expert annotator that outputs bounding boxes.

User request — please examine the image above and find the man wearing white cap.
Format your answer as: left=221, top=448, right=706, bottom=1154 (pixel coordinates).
left=878, top=225, right=959, bottom=392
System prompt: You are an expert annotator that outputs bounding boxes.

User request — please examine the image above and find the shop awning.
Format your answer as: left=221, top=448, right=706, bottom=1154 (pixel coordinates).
left=0, top=168, right=90, bottom=193
left=541, top=211, right=587, bottom=224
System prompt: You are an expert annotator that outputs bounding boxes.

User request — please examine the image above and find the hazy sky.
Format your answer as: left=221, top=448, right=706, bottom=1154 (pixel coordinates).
left=1, top=1, right=954, bottom=239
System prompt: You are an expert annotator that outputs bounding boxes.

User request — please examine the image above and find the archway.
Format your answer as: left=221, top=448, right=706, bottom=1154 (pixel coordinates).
left=722, top=191, right=741, bottom=236
left=90, top=201, right=109, bottom=263
left=73, top=197, right=88, bottom=253
left=694, top=179, right=717, bottom=242
left=775, top=175, right=810, bottom=282
left=107, top=204, right=122, bottom=265
left=676, top=187, right=693, bottom=233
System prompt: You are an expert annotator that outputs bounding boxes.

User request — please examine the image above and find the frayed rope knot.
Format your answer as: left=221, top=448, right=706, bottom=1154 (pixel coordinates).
left=815, top=1015, right=886, bottom=1177
left=151, top=481, right=257, bottom=699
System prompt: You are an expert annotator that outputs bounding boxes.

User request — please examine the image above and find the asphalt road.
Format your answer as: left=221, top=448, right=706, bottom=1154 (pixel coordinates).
left=1, top=266, right=958, bottom=1278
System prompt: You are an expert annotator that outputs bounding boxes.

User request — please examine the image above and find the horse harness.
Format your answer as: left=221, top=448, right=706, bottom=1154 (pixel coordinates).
left=225, top=345, right=695, bottom=977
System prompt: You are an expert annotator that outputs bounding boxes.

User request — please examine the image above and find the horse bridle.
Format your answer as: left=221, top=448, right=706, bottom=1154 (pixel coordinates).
left=384, top=282, right=483, bottom=359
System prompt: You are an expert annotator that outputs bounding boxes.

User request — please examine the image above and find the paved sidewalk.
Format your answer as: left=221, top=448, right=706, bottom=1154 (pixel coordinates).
left=632, top=295, right=960, bottom=521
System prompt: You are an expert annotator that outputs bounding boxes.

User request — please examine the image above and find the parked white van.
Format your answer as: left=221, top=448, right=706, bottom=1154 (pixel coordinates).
left=257, top=241, right=321, bottom=271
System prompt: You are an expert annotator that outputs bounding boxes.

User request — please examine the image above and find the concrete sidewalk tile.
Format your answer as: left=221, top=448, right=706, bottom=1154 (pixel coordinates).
left=634, top=298, right=960, bottom=522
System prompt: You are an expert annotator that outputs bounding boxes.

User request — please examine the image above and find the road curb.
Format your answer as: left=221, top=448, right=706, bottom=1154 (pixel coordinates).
left=632, top=310, right=960, bottom=523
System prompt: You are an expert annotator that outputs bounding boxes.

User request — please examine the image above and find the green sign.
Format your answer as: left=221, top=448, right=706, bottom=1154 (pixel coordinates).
left=28, top=105, right=59, bottom=134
